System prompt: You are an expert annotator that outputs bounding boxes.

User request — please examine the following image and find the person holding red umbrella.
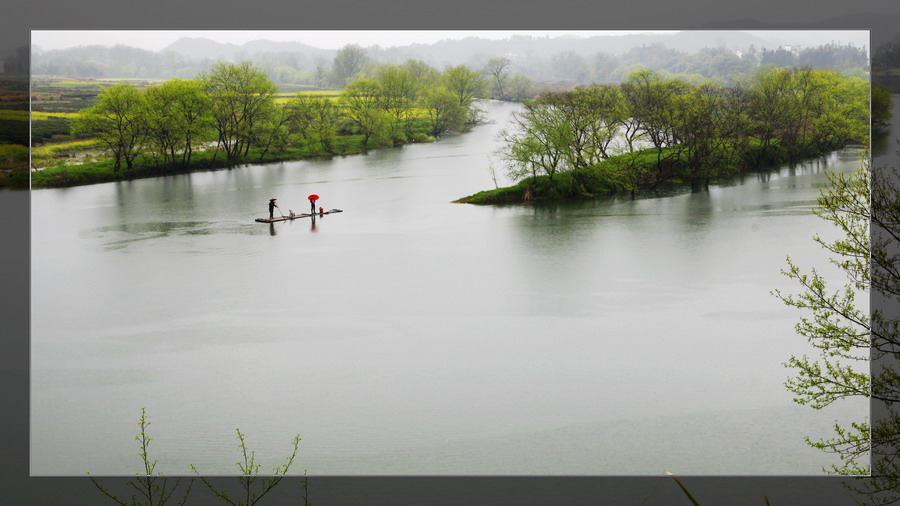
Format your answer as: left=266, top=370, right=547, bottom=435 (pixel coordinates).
left=308, top=194, right=319, bottom=214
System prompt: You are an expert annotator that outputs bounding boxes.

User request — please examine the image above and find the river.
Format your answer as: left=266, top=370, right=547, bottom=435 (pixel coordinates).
left=31, top=100, right=868, bottom=475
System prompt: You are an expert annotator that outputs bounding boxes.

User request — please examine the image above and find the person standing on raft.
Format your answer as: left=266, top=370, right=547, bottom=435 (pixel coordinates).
left=308, top=194, right=319, bottom=214
left=269, top=198, right=279, bottom=219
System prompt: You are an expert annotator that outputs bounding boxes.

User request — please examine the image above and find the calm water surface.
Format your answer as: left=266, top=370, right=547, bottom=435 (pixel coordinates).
left=32, top=101, right=867, bottom=475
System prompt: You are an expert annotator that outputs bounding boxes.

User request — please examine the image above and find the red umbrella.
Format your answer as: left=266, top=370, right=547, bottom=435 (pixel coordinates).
left=308, top=194, right=319, bottom=201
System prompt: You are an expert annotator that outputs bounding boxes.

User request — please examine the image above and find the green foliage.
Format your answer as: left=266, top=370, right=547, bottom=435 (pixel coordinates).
left=486, top=67, right=869, bottom=203
left=201, top=62, right=278, bottom=162
left=873, top=85, right=894, bottom=129
left=35, top=61, right=486, bottom=188
left=190, top=429, right=302, bottom=506
left=288, top=94, right=339, bottom=154
left=70, top=82, right=147, bottom=172
left=143, top=79, right=213, bottom=166
left=773, top=156, right=900, bottom=502
left=88, top=409, right=307, bottom=506
left=340, top=78, right=391, bottom=146
left=330, top=44, right=369, bottom=87
left=442, top=65, right=487, bottom=112
left=88, top=408, right=194, bottom=506
left=420, top=86, right=466, bottom=136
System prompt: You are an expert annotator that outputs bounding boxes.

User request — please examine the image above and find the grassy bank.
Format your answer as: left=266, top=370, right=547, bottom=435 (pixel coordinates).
left=455, top=141, right=837, bottom=205
left=29, top=132, right=434, bottom=189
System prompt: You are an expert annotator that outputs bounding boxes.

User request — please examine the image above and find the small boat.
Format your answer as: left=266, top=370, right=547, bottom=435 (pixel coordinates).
left=255, top=209, right=343, bottom=223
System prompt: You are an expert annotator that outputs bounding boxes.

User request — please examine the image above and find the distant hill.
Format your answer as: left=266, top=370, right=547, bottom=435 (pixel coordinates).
left=163, top=37, right=334, bottom=61
left=31, top=31, right=872, bottom=83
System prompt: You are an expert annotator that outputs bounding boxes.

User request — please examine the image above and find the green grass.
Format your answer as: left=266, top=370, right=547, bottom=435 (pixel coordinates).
left=0, top=110, right=80, bottom=121
left=28, top=130, right=429, bottom=189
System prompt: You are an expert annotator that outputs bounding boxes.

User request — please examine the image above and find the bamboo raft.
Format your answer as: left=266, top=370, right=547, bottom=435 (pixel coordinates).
left=256, top=209, right=343, bottom=223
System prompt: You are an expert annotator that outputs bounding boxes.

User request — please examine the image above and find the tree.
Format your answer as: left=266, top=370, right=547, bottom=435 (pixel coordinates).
left=340, top=78, right=391, bottom=146
left=669, top=83, right=750, bottom=189
left=745, top=66, right=795, bottom=163
left=620, top=69, right=688, bottom=181
left=401, top=59, right=441, bottom=89
left=873, top=85, right=894, bottom=129
left=372, top=64, right=417, bottom=138
left=484, top=57, right=511, bottom=100
left=591, top=52, right=621, bottom=83
left=506, top=74, right=534, bottom=102
left=498, top=98, right=572, bottom=182
left=71, top=83, right=146, bottom=172
left=256, top=102, right=298, bottom=160
left=420, top=86, right=465, bottom=137
left=331, top=44, right=369, bottom=87
left=549, top=51, right=589, bottom=82
left=201, top=62, right=277, bottom=162
left=142, top=79, right=211, bottom=166
left=441, top=65, right=487, bottom=115
left=289, top=95, right=339, bottom=154
left=774, top=155, right=900, bottom=502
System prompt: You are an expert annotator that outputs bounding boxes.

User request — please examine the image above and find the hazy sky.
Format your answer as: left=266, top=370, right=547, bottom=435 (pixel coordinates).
left=30, top=29, right=870, bottom=53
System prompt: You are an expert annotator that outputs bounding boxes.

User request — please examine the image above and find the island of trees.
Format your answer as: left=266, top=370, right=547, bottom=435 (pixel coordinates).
left=456, top=66, right=870, bottom=204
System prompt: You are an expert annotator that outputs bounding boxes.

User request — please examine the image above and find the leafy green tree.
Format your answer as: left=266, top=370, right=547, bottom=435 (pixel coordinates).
left=400, top=59, right=441, bottom=90
left=143, top=79, right=212, bottom=166
left=71, top=83, right=147, bottom=172
left=372, top=64, right=417, bottom=138
left=442, top=65, right=487, bottom=116
left=808, top=72, right=868, bottom=151
left=289, top=95, right=339, bottom=154
left=340, top=78, right=392, bottom=146
left=774, top=156, right=900, bottom=502
left=420, top=86, right=465, bottom=136
left=669, top=83, right=750, bottom=188
left=873, top=85, right=893, bottom=129
left=499, top=98, right=572, bottom=182
left=506, top=74, right=534, bottom=102
left=745, top=65, right=795, bottom=163
left=256, top=102, right=298, bottom=160
left=201, top=62, right=277, bottom=162
left=620, top=69, right=688, bottom=179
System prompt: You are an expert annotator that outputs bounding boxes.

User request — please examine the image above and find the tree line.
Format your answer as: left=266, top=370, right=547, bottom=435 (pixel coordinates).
left=71, top=61, right=489, bottom=172
left=496, top=66, right=869, bottom=197
left=33, top=39, right=869, bottom=92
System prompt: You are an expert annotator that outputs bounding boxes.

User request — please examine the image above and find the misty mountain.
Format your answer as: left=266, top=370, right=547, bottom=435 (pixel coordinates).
left=31, top=31, right=871, bottom=86
left=163, top=37, right=334, bottom=61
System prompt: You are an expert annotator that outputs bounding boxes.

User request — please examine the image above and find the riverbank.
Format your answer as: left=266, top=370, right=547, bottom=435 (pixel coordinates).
left=455, top=141, right=859, bottom=205
left=26, top=130, right=437, bottom=189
